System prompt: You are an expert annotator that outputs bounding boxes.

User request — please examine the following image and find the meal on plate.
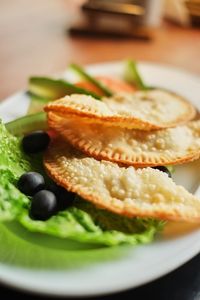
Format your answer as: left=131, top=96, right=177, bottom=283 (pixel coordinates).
left=1, top=60, right=200, bottom=248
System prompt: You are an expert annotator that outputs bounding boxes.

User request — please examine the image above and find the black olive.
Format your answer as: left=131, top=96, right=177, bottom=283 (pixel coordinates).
left=30, top=190, right=57, bottom=221
left=152, top=166, right=172, bottom=178
left=22, top=131, right=50, bottom=154
left=18, top=172, right=45, bottom=196
left=47, top=182, right=75, bottom=211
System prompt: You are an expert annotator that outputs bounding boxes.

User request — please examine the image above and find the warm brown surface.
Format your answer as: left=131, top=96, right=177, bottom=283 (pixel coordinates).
left=0, top=0, right=200, bottom=101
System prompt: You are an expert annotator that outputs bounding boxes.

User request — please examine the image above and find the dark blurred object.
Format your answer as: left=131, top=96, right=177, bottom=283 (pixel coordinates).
left=82, top=0, right=145, bottom=18
left=164, top=0, right=190, bottom=26
left=185, top=0, right=200, bottom=27
left=69, top=0, right=154, bottom=40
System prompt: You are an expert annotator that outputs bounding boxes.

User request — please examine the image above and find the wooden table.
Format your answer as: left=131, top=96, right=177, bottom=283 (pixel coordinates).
left=1, top=0, right=200, bottom=101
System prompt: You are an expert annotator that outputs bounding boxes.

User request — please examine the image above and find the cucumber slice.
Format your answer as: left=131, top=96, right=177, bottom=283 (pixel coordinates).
left=29, top=77, right=101, bottom=101
left=70, top=64, right=113, bottom=97
left=27, top=101, right=45, bottom=115
left=6, top=112, right=47, bottom=136
left=124, top=60, right=148, bottom=90
left=166, top=165, right=175, bottom=174
left=27, top=93, right=49, bottom=114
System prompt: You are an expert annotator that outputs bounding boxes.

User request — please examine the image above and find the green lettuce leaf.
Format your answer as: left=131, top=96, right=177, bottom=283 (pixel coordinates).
left=19, top=197, right=164, bottom=246
left=0, top=169, right=29, bottom=221
left=0, top=120, right=32, bottom=177
left=0, top=121, right=44, bottom=222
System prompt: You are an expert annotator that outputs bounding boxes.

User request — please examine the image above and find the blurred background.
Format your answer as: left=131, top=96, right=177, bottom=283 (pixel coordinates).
left=0, top=0, right=200, bottom=100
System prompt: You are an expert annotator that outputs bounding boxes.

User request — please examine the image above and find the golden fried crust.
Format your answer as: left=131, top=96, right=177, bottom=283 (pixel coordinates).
left=44, top=90, right=196, bottom=130
left=44, top=139, right=200, bottom=223
left=47, top=112, right=200, bottom=167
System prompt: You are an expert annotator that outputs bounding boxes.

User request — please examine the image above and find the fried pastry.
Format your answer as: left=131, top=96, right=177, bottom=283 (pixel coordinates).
left=44, top=139, right=200, bottom=223
left=45, top=89, right=196, bottom=130
left=47, top=112, right=200, bottom=167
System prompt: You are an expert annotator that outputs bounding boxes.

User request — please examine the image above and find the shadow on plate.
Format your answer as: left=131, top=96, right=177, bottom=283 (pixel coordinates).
left=0, top=222, right=128, bottom=270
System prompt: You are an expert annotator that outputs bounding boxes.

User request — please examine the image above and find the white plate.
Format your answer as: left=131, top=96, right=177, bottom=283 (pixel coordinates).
left=1, top=61, right=200, bottom=297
